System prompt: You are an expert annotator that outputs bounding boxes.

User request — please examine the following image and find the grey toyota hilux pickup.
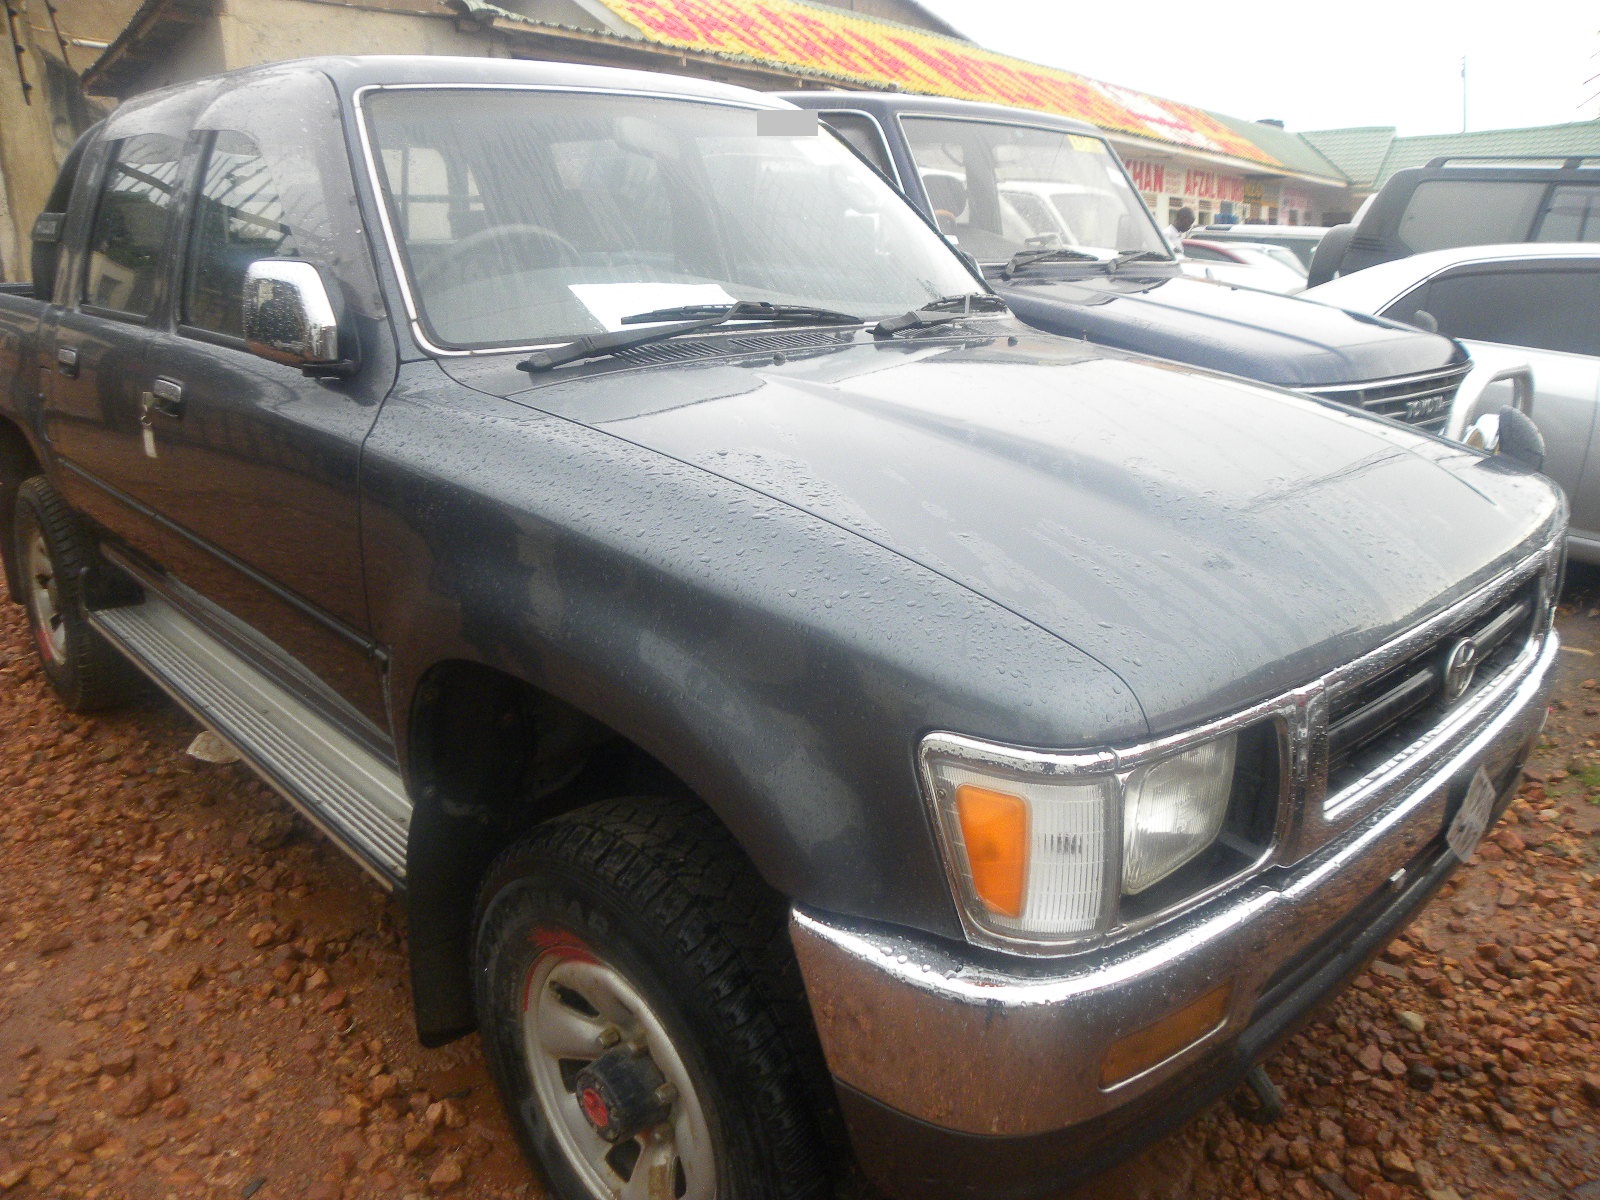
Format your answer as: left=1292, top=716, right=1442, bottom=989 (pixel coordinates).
left=0, top=56, right=1566, bottom=1200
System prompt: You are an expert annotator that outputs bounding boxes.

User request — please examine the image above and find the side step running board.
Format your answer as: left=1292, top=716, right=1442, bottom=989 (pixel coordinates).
left=91, top=595, right=410, bottom=888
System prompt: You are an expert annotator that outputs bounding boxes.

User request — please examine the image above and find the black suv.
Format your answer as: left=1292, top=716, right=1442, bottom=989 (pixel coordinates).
left=781, top=91, right=1475, bottom=434
left=1309, top=155, right=1600, bottom=285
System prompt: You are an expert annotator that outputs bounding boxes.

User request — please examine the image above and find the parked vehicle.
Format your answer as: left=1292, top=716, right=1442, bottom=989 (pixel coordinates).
left=1196, top=222, right=1328, bottom=270
left=1305, top=243, right=1600, bottom=563
left=782, top=91, right=1476, bottom=434
left=1308, top=155, right=1600, bottom=286
left=1180, top=237, right=1308, bottom=293
left=0, top=57, right=1566, bottom=1200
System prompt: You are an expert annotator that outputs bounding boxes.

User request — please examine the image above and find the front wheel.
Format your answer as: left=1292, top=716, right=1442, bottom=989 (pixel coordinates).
left=473, top=797, right=830, bottom=1200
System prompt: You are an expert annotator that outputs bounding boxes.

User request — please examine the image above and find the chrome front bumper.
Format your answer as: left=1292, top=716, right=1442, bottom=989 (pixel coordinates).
left=790, top=629, right=1556, bottom=1141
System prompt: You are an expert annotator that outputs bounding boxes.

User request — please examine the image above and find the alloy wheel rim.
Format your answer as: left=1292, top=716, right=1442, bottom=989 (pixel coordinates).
left=25, top=530, right=67, bottom=664
left=522, top=943, right=717, bottom=1200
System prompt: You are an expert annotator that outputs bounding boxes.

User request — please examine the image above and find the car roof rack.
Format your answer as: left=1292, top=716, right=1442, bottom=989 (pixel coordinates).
left=1423, top=155, right=1600, bottom=170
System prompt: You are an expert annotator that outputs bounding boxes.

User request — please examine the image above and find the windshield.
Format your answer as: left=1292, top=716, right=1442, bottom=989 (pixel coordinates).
left=900, top=116, right=1169, bottom=266
left=362, top=90, right=983, bottom=350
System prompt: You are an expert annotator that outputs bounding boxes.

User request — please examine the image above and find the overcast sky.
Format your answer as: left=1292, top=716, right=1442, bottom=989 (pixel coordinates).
left=917, top=1, right=1599, bottom=137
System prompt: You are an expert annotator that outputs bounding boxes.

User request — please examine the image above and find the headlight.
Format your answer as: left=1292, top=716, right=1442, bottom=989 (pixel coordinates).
left=1122, top=738, right=1236, bottom=894
left=921, top=730, right=1253, bottom=950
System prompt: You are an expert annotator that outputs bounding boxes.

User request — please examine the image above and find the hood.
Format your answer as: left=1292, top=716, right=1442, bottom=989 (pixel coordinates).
left=996, top=270, right=1465, bottom=389
left=456, top=330, right=1560, bottom=734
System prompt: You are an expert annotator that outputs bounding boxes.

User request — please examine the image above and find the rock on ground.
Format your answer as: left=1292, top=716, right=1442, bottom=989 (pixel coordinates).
left=2, top=568, right=1599, bottom=1200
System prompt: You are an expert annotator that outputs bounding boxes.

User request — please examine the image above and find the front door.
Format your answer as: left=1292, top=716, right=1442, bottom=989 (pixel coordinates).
left=133, top=128, right=392, bottom=727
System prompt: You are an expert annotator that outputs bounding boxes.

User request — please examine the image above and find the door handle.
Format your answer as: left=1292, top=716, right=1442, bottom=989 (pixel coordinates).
left=55, top=346, right=79, bottom=377
left=143, top=377, right=185, bottom=419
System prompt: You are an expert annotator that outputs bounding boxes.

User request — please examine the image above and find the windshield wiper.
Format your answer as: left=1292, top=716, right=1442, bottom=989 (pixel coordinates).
left=1001, top=247, right=1100, bottom=279
left=620, top=301, right=863, bottom=327
left=518, top=301, right=864, bottom=373
left=873, top=292, right=1008, bottom=337
left=1103, top=249, right=1172, bottom=274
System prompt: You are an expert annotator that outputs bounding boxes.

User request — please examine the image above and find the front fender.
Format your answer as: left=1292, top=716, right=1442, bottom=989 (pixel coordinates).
left=361, top=370, right=1146, bottom=936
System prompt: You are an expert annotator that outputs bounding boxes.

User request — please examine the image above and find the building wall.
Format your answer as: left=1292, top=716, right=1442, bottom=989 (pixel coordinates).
left=119, top=17, right=230, bottom=94
left=0, top=0, right=138, bottom=281
left=1121, top=152, right=1348, bottom=230
left=218, top=0, right=501, bottom=67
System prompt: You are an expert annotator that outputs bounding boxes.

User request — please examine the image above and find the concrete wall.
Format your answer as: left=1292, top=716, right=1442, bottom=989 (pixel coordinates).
left=218, top=0, right=502, bottom=67
left=0, top=0, right=138, bottom=281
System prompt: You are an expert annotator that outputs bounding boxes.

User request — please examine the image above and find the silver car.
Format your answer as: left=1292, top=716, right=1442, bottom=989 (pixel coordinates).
left=1303, top=244, right=1600, bottom=562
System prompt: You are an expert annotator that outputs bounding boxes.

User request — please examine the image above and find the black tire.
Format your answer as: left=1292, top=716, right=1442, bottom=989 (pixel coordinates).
left=473, top=796, right=831, bottom=1200
left=12, top=476, right=138, bottom=711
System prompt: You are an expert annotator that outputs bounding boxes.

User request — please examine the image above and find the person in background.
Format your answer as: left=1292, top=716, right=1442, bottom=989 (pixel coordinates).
left=1164, top=205, right=1196, bottom=250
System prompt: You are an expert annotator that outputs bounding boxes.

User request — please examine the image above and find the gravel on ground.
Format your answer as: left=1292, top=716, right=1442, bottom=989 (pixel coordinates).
left=0, top=577, right=1597, bottom=1200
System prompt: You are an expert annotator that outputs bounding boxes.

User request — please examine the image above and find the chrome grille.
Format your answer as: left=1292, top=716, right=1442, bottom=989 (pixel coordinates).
left=1325, top=580, right=1539, bottom=793
left=1299, top=364, right=1472, bottom=434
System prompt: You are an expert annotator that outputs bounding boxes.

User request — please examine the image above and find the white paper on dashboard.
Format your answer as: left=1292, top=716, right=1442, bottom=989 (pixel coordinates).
left=570, top=283, right=737, bottom=331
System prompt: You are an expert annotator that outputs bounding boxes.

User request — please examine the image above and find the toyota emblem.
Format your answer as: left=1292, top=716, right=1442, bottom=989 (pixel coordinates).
left=1441, top=637, right=1480, bottom=704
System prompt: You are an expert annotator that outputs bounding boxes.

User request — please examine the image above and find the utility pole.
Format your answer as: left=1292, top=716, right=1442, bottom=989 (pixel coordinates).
left=1586, top=31, right=1599, bottom=119
left=1460, top=56, right=1467, bottom=133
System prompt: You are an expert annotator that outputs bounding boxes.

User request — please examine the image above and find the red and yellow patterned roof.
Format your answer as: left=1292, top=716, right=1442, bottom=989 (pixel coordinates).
left=590, top=0, right=1280, bottom=167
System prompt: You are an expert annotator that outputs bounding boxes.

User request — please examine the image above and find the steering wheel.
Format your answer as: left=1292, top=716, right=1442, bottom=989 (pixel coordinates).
left=418, top=223, right=582, bottom=288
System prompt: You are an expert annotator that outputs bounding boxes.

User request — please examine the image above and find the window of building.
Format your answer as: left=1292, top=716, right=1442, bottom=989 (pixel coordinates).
left=83, top=134, right=183, bottom=317
left=379, top=144, right=486, bottom=246
left=184, top=131, right=304, bottom=338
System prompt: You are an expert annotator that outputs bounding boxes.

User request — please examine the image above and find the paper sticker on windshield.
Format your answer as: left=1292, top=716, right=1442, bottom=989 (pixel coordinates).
left=757, top=110, right=818, bottom=137
left=570, top=283, right=737, bottom=332
left=1067, top=135, right=1103, bottom=155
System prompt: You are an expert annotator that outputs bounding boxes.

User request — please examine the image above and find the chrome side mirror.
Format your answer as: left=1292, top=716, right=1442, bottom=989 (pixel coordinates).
left=1463, top=411, right=1501, bottom=452
left=243, top=260, right=356, bottom=376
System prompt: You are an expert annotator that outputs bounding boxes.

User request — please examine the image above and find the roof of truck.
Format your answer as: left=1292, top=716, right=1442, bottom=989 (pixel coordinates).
left=114, top=53, right=802, bottom=113
left=779, top=90, right=1100, bottom=136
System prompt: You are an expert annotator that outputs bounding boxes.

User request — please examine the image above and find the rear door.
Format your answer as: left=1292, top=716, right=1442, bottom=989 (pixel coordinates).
left=44, top=131, right=183, bottom=525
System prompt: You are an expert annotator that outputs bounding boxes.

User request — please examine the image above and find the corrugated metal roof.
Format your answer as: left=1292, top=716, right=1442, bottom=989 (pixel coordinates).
left=81, top=0, right=215, bottom=96
left=579, top=0, right=1285, bottom=166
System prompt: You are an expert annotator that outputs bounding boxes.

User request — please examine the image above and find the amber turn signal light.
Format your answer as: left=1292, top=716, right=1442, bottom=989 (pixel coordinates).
left=1099, top=981, right=1232, bottom=1089
left=955, top=784, right=1028, bottom=918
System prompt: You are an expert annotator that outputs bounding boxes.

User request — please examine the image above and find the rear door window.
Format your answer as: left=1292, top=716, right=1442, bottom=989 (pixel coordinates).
left=1397, top=180, right=1545, bottom=253
left=83, top=133, right=184, bottom=317
left=1384, top=263, right=1600, bottom=356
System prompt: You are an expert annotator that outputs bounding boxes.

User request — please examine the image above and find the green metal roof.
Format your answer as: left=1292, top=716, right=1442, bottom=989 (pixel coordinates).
left=1369, top=121, right=1600, bottom=183
left=1302, top=121, right=1600, bottom=190
left=1207, top=113, right=1347, bottom=182
left=1298, top=127, right=1397, bottom=188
